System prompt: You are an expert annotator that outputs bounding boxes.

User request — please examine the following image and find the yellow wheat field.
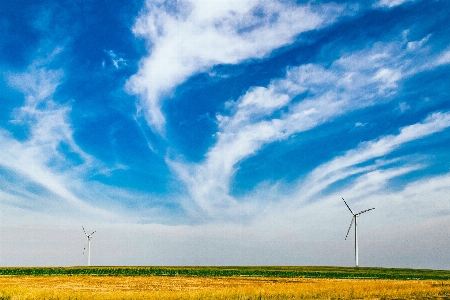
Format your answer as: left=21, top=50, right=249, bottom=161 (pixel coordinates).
left=0, top=275, right=449, bottom=299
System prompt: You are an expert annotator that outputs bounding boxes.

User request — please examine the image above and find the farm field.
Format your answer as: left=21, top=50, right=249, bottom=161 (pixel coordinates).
left=0, top=267, right=449, bottom=299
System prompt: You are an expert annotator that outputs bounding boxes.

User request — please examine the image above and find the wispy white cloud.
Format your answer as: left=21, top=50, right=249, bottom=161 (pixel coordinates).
left=398, top=101, right=410, bottom=112
left=434, top=49, right=450, bottom=67
left=406, top=34, right=431, bottom=51
left=373, top=0, right=416, bottom=8
left=104, top=50, right=128, bottom=69
left=297, top=111, right=450, bottom=202
left=1, top=54, right=118, bottom=221
left=127, top=0, right=343, bottom=132
left=170, top=34, right=444, bottom=217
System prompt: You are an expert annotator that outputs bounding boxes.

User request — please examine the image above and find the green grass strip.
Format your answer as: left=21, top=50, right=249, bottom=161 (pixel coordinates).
left=1, top=266, right=450, bottom=280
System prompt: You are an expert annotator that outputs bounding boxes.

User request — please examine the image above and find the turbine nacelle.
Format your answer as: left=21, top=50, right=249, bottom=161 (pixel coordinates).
left=344, top=209, right=375, bottom=240
left=83, top=226, right=96, bottom=238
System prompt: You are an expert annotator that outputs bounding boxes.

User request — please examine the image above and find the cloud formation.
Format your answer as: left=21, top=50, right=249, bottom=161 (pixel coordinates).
left=374, top=0, right=416, bottom=8
left=169, top=32, right=447, bottom=217
left=1, top=53, right=116, bottom=221
left=299, top=112, right=450, bottom=202
left=127, top=0, right=343, bottom=132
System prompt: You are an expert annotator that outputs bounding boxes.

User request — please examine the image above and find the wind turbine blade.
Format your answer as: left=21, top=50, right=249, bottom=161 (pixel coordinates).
left=90, top=231, right=96, bottom=236
left=342, top=198, right=354, bottom=215
left=345, top=217, right=354, bottom=240
left=356, top=207, right=375, bottom=215
left=82, top=226, right=88, bottom=236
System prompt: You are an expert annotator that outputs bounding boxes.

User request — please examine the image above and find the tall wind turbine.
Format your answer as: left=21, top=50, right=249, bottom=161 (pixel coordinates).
left=342, top=198, right=374, bottom=267
left=82, top=226, right=96, bottom=266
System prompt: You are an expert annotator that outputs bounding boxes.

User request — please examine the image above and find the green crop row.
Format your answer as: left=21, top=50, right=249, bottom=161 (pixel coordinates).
left=0, top=266, right=449, bottom=280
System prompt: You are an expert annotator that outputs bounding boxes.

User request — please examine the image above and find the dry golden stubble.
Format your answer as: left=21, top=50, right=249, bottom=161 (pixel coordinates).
left=0, top=276, right=449, bottom=299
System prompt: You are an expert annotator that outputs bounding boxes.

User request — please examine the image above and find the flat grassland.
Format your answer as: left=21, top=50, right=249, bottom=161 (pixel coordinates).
left=0, top=267, right=449, bottom=299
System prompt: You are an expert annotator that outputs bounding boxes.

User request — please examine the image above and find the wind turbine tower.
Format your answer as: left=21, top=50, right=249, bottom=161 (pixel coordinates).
left=342, top=198, right=374, bottom=267
left=82, top=226, right=96, bottom=266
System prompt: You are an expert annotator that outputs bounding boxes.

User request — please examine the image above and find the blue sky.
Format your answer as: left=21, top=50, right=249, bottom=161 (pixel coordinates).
left=1, top=0, right=449, bottom=268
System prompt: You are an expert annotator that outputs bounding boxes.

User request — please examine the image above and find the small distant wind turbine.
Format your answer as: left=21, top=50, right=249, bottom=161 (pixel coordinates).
left=82, top=226, right=96, bottom=266
left=342, top=198, right=374, bottom=267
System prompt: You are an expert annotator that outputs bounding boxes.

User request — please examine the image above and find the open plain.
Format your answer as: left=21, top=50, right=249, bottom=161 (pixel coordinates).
left=0, top=267, right=450, bottom=299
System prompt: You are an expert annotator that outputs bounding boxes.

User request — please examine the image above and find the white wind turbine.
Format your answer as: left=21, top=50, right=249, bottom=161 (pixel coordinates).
left=342, top=198, right=374, bottom=267
left=82, top=226, right=96, bottom=266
